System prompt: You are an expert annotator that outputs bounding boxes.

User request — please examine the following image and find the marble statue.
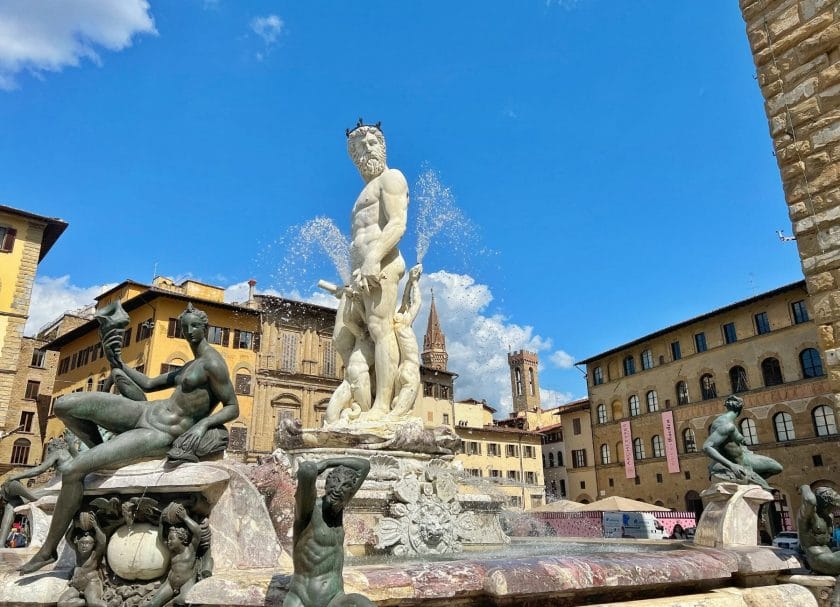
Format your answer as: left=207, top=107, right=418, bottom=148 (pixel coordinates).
left=20, top=303, right=239, bottom=574
left=344, top=119, right=409, bottom=422
left=702, top=395, right=783, bottom=490
left=57, top=512, right=107, bottom=607
left=1, top=433, right=75, bottom=542
left=388, top=263, right=423, bottom=420
left=285, top=457, right=374, bottom=607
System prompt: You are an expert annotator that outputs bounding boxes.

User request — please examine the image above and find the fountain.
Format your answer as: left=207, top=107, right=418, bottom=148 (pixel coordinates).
left=0, top=123, right=821, bottom=607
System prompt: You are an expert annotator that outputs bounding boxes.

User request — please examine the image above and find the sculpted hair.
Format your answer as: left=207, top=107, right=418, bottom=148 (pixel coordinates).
left=326, top=465, right=358, bottom=487
left=347, top=126, right=386, bottom=165
left=178, top=303, right=209, bottom=327
left=815, top=486, right=840, bottom=509
left=724, top=395, right=743, bottom=411
left=170, top=525, right=191, bottom=545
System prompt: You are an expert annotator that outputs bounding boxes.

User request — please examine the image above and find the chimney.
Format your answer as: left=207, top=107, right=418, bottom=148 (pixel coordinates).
left=248, top=279, right=257, bottom=302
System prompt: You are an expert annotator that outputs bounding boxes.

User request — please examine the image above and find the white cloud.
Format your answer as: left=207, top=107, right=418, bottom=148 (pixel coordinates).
left=540, top=387, right=576, bottom=409
left=25, top=276, right=117, bottom=336
left=0, top=0, right=156, bottom=90
left=250, top=14, right=283, bottom=60
left=549, top=349, right=575, bottom=369
left=412, top=270, right=573, bottom=416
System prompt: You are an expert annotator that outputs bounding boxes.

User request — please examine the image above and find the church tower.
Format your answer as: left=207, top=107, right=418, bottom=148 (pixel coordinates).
left=508, top=350, right=541, bottom=413
left=422, top=292, right=448, bottom=371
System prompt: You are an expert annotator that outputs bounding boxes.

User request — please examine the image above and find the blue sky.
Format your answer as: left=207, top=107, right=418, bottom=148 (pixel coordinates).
left=0, top=1, right=802, bottom=414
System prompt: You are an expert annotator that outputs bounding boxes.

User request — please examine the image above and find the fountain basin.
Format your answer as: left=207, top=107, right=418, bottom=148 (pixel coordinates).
left=186, top=538, right=804, bottom=606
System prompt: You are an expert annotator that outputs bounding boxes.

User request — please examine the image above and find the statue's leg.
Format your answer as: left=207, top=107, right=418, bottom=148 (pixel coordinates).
left=282, top=591, right=305, bottom=607
left=347, top=340, right=373, bottom=412
left=747, top=453, right=783, bottom=480
left=0, top=501, right=15, bottom=545
left=20, top=428, right=172, bottom=574
left=144, top=580, right=174, bottom=607
left=173, top=577, right=196, bottom=606
left=328, top=592, right=376, bottom=607
left=362, top=293, right=399, bottom=417
left=56, top=587, right=83, bottom=607
left=55, top=392, right=146, bottom=448
left=83, top=578, right=107, bottom=607
left=324, top=381, right=352, bottom=425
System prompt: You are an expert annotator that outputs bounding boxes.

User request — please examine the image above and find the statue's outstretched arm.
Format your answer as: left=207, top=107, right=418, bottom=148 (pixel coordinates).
left=5, top=453, right=58, bottom=484
left=120, top=364, right=178, bottom=393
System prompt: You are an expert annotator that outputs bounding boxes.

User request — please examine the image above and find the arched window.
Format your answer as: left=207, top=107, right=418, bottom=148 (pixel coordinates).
left=640, top=349, right=654, bottom=370
left=740, top=418, right=758, bottom=445
left=600, top=443, right=611, bottom=465
left=773, top=412, right=796, bottom=441
left=528, top=367, right=536, bottom=396
left=596, top=403, right=608, bottom=424
left=623, top=356, right=636, bottom=376
left=729, top=366, right=749, bottom=393
left=548, top=452, right=555, bottom=467
left=683, top=428, right=697, bottom=453
left=700, top=374, right=717, bottom=400
left=761, top=357, right=784, bottom=387
left=812, top=405, right=838, bottom=436
left=651, top=435, right=664, bottom=458
left=676, top=381, right=689, bottom=405
left=646, top=390, right=659, bottom=412
left=515, top=368, right=523, bottom=396
left=628, top=395, right=640, bottom=417
left=557, top=451, right=563, bottom=467
left=611, top=400, right=623, bottom=420
left=800, top=348, right=824, bottom=379
left=633, top=437, right=645, bottom=460
left=10, top=438, right=30, bottom=464
left=86, top=377, right=93, bottom=391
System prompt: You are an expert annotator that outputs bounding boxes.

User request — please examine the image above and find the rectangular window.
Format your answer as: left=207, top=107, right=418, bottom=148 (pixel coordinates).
left=233, top=329, right=254, bottom=350
left=505, top=444, right=519, bottom=457
left=507, top=470, right=520, bottom=481
left=466, top=441, right=481, bottom=455
left=136, top=319, right=153, bottom=342
left=670, top=341, right=681, bottom=361
left=467, top=468, right=482, bottom=477
left=792, top=300, right=809, bottom=324
left=122, top=328, right=132, bottom=348
left=0, top=226, right=17, bottom=252
left=608, top=478, right=614, bottom=487
left=321, top=338, right=336, bottom=377
left=754, top=312, right=771, bottom=335
left=58, top=358, right=69, bottom=375
left=207, top=326, right=229, bottom=346
left=592, top=366, right=603, bottom=385
left=19, top=411, right=35, bottom=432
left=281, top=332, right=298, bottom=372
left=573, top=418, right=581, bottom=435
left=525, top=471, right=536, bottom=484
left=167, top=318, right=184, bottom=339
left=722, top=322, right=737, bottom=344
left=508, top=495, right=522, bottom=507
left=656, top=473, right=663, bottom=483
left=234, top=373, right=252, bottom=395
left=487, top=443, right=500, bottom=457
left=24, top=380, right=40, bottom=400
left=572, top=449, right=587, bottom=468
left=523, top=445, right=536, bottom=458
left=489, top=469, right=501, bottom=478
left=694, top=332, right=707, bottom=353
left=442, top=413, right=450, bottom=425
left=30, top=348, right=46, bottom=368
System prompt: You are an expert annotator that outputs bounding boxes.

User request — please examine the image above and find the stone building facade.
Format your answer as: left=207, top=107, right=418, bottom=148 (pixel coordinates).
left=739, top=1, right=840, bottom=395
left=540, top=421, right=567, bottom=501
left=0, top=205, right=66, bottom=477
left=580, top=281, right=839, bottom=521
left=553, top=399, right=598, bottom=504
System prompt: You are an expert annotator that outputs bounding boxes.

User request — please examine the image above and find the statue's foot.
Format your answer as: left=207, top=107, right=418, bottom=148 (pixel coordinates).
left=19, top=553, right=56, bottom=575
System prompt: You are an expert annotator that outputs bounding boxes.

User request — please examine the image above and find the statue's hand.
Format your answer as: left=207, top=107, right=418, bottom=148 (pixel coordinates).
left=101, top=329, right=124, bottom=368
left=409, top=263, right=423, bottom=281
left=176, top=422, right=208, bottom=454
left=173, top=503, right=188, bottom=521
left=729, top=463, right=748, bottom=479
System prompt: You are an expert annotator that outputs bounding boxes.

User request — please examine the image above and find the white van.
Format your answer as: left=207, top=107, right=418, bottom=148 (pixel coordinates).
left=603, top=511, right=667, bottom=540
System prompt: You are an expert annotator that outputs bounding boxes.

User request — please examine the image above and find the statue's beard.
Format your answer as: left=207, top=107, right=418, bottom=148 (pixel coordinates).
left=357, top=151, right=386, bottom=180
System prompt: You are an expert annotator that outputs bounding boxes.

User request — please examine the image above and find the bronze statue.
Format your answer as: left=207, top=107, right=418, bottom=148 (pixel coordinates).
left=20, top=303, right=239, bottom=574
left=57, top=512, right=107, bottom=607
left=798, top=484, right=840, bottom=607
left=284, top=457, right=373, bottom=607
left=144, top=503, right=203, bottom=607
left=702, top=395, right=783, bottom=490
left=1, top=433, right=76, bottom=543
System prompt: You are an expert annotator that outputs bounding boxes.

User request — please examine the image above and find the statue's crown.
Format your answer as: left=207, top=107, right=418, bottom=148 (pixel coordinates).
left=346, top=117, right=382, bottom=139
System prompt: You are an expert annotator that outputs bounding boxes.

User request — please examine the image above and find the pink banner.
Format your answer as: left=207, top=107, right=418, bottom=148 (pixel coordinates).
left=661, top=410, right=680, bottom=473
left=620, top=421, right=635, bottom=479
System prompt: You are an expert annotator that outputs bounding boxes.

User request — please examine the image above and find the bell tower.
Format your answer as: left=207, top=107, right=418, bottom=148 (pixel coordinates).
left=508, top=350, right=541, bottom=413
left=421, top=291, right=448, bottom=371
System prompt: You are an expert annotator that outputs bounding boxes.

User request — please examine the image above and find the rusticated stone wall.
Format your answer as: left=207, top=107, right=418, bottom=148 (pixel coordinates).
left=739, top=0, right=840, bottom=387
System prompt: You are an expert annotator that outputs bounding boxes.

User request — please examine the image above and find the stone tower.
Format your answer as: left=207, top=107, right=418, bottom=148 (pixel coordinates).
left=421, top=292, right=448, bottom=371
left=508, top=350, right=541, bottom=413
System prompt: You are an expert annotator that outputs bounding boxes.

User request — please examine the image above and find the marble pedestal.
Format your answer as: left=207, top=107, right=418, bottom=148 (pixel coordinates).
left=284, top=447, right=510, bottom=556
left=694, top=482, right=773, bottom=548
left=1, top=458, right=290, bottom=606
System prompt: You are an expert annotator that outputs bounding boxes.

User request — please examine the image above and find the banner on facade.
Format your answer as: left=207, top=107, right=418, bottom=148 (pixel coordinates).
left=620, top=420, right=635, bottom=479
left=661, top=410, right=680, bottom=473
